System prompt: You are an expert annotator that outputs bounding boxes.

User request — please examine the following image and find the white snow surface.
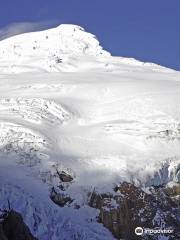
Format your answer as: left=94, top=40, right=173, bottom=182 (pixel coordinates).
left=0, top=24, right=180, bottom=239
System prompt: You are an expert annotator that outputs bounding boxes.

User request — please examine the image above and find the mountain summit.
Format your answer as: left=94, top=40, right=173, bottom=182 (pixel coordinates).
left=0, top=24, right=110, bottom=73
left=0, top=24, right=172, bottom=73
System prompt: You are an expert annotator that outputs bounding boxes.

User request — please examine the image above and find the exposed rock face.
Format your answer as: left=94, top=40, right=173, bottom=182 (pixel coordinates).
left=89, top=182, right=180, bottom=240
left=49, top=169, right=74, bottom=207
left=164, top=183, right=180, bottom=205
left=0, top=210, right=37, bottom=240
left=57, top=171, right=73, bottom=183
left=165, top=184, right=180, bottom=196
left=0, top=224, right=8, bottom=240
left=50, top=187, right=73, bottom=207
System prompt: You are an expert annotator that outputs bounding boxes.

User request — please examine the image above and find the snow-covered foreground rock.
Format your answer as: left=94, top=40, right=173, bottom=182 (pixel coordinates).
left=0, top=24, right=179, bottom=239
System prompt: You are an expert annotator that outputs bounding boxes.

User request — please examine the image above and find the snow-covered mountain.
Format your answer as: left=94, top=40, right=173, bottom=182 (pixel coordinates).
left=0, top=24, right=173, bottom=74
left=0, top=24, right=110, bottom=73
left=0, top=24, right=179, bottom=240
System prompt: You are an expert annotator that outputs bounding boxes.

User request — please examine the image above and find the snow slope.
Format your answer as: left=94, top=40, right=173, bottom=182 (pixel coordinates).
left=0, top=24, right=179, bottom=239
left=0, top=24, right=173, bottom=74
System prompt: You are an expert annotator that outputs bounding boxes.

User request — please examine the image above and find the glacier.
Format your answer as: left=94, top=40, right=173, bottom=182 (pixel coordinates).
left=0, top=24, right=179, bottom=239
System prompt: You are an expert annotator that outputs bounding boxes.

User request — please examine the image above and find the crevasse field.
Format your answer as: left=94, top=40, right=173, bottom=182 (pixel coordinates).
left=0, top=25, right=179, bottom=239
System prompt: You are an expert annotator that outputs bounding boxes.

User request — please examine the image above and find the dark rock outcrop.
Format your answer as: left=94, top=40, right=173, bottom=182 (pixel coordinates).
left=50, top=187, right=73, bottom=207
left=57, top=171, right=73, bottom=183
left=0, top=224, right=8, bottom=240
left=89, top=182, right=180, bottom=240
left=165, top=184, right=180, bottom=196
left=0, top=210, right=37, bottom=240
left=164, top=183, right=180, bottom=205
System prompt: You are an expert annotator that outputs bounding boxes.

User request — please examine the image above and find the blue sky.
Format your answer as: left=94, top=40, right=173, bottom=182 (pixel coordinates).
left=0, top=0, right=179, bottom=70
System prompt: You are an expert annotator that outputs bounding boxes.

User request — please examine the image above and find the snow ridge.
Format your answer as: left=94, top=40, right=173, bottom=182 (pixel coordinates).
left=0, top=24, right=173, bottom=73
left=0, top=24, right=110, bottom=73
